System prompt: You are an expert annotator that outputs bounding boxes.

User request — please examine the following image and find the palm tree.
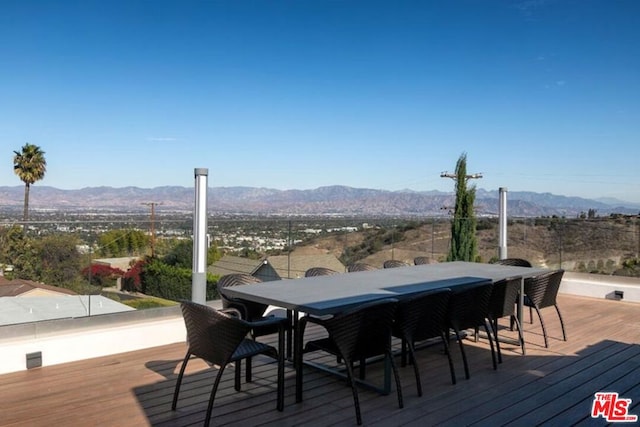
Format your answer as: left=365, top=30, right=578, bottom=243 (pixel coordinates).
left=13, top=143, right=47, bottom=221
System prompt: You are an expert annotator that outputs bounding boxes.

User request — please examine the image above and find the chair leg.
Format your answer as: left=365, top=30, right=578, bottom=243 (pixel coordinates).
left=204, top=367, right=227, bottom=427
left=534, top=305, right=549, bottom=348
left=484, top=320, right=497, bottom=370
left=510, top=314, right=526, bottom=356
left=388, top=350, right=404, bottom=409
left=400, top=338, right=408, bottom=367
left=343, top=359, right=363, bottom=425
left=407, top=340, right=422, bottom=396
left=235, top=359, right=241, bottom=391
left=440, top=332, right=456, bottom=385
left=359, top=358, right=366, bottom=380
left=171, top=352, right=191, bottom=410
left=453, top=327, right=470, bottom=380
left=555, top=304, right=567, bottom=341
left=492, top=318, right=503, bottom=364
left=246, top=357, right=252, bottom=383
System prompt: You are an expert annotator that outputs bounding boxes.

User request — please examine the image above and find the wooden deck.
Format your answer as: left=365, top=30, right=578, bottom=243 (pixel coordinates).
left=3, top=294, right=639, bottom=426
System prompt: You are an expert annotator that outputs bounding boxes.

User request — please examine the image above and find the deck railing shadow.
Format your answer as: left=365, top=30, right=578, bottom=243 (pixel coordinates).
left=144, top=359, right=185, bottom=380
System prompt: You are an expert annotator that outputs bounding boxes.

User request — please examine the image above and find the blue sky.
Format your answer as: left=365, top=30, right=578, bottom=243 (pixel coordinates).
left=2, top=0, right=639, bottom=203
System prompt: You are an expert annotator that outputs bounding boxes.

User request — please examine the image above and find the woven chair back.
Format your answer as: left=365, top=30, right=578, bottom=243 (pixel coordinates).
left=395, top=288, right=451, bottom=342
left=488, top=276, right=522, bottom=319
left=413, top=256, right=431, bottom=265
left=218, top=273, right=262, bottom=288
left=448, top=282, right=493, bottom=330
left=347, top=263, right=377, bottom=272
left=524, top=269, right=565, bottom=308
left=217, top=273, right=266, bottom=320
left=180, top=301, right=250, bottom=365
left=383, top=260, right=409, bottom=269
left=321, top=298, right=398, bottom=361
left=493, top=258, right=532, bottom=267
left=304, top=267, right=339, bottom=277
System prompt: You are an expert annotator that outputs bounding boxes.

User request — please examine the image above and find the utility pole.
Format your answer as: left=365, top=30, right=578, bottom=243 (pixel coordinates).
left=440, top=170, right=483, bottom=214
left=440, top=171, right=483, bottom=213
left=142, top=202, right=162, bottom=257
left=440, top=171, right=483, bottom=181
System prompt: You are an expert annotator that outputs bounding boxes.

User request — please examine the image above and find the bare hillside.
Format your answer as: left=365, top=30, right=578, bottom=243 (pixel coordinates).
left=293, top=218, right=639, bottom=274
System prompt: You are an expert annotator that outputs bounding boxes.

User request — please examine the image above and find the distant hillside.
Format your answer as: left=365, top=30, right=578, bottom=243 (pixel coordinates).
left=0, top=185, right=637, bottom=217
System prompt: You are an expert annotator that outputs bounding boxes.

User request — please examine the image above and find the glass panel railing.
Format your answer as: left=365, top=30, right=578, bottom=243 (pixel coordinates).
left=2, top=213, right=639, bottom=327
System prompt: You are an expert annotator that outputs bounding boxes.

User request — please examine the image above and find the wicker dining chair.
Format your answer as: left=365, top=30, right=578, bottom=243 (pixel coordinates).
left=304, top=267, right=339, bottom=277
left=413, top=256, right=431, bottom=265
left=172, top=301, right=285, bottom=427
left=392, top=288, right=455, bottom=396
left=523, top=269, right=567, bottom=348
left=486, top=276, right=526, bottom=361
left=346, top=262, right=377, bottom=272
left=218, top=273, right=291, bottom=358
left=492, top=258, right=532, bottom=267
left=383, top=259, right=410, bottom=269
left=217, top=273, right=267, bottom=321
left=447, top=281, right=496, bottom=379
left=296, top=298, right=402, bottom=425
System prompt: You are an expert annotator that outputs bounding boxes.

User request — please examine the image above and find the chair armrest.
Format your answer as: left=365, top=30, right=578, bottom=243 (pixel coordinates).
left=297, top=314, right=332, bottom=341
left=301, top=314, right=333, bottom=327
left=221, top=308, right=243, bottom=318
left=222, top=298, right=251, bottom=319
left=246, top=316, right=288, bottom=330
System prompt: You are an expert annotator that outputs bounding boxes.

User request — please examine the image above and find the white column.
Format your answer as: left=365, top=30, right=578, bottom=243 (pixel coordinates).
left=499, top=187, right=508, bottom=259
left=192, top=168, right=208, bottom=304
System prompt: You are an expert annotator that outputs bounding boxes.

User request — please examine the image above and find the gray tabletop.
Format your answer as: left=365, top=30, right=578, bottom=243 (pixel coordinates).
left=221, top=261, right=547, bottom=316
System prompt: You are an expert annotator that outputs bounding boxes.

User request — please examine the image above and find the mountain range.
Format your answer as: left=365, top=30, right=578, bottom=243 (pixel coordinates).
left=0, top=185, right=638, bottom=217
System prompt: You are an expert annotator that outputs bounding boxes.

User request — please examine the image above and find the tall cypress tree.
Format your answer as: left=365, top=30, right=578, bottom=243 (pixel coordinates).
left=447, top=153, right=478, bottom=262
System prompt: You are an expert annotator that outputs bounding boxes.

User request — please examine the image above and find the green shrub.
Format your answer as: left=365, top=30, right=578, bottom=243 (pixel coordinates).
left=140, top=258, right=219, bottom=301
left=123, top=298, right=177, bottom=309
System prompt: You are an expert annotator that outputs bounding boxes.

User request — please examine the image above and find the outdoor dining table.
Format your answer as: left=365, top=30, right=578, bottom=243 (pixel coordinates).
left=222, top=261, right=548, bottom=401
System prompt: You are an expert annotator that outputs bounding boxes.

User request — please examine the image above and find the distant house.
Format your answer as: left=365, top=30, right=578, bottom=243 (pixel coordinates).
left=208, top=253, right=345, bottom=281
left=0, top=278, right=78, bottom=297
left=92, top=257, right=139, bottom=290
left=208, top=255, right=279, bottom=282
left=93, top=257, right=139, bottom=271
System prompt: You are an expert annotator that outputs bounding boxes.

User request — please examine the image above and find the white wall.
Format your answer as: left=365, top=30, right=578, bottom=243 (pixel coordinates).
left=1, top=316, right=186, bottom=375
left=560, top=272, right=640, bottom=303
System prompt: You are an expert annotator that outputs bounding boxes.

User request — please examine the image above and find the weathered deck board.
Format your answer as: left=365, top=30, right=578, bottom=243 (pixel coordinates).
left=2, top=295, right=639, bottom=426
